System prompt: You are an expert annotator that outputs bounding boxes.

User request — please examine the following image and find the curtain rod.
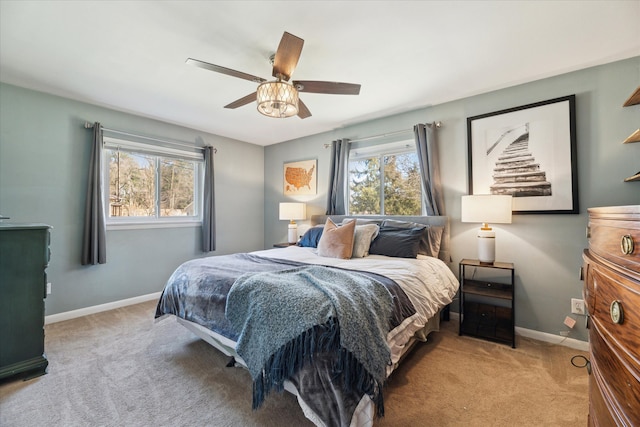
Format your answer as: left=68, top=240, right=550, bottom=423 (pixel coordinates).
left=323, top=121, right=441, bottom=148
left=83, top=122, right=216, bottom=153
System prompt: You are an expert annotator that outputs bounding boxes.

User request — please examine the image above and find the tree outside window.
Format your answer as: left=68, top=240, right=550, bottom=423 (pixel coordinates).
left=105, top=146, right=200, bottom=222
left=349, top=143, right=422, bottom=215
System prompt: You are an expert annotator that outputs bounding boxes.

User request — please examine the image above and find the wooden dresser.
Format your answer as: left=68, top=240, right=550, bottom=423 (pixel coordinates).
left=0, top=223, right=51, bottom=380
left=582, top=206, right=639, bottom=426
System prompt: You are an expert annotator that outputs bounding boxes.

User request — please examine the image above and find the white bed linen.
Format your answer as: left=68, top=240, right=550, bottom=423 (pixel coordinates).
left=251, top=247, right=459, bottom=368
left=253, top=247, right=458, bottom=321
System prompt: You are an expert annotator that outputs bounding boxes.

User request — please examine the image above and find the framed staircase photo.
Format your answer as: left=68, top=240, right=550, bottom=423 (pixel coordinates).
left=467, top=95, right=578, bottom=214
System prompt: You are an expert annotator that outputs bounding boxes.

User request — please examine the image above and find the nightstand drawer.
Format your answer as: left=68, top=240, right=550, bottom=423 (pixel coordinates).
left=461, top=302, right=512, bottom=340
left=464, top=301, right=496, bottom=323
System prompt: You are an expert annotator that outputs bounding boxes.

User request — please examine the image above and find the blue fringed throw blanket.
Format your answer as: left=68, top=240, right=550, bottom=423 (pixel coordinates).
left=226, top=265, right=394, bottom=417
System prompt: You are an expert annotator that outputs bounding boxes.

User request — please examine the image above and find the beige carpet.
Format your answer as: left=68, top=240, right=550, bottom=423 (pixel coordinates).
left=0, top=301, right=589, bottom=426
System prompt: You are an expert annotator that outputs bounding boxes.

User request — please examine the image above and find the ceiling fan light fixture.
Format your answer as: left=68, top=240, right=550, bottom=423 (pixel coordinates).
left=256, top=81, right=299, bottom=118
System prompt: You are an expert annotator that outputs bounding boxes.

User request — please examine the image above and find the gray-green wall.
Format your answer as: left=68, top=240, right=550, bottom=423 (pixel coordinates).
left=1, top=57, right=638, bottom=340
left=265, top=57, right=640, bottom=342
left=0, top=83, right=265, bottom=316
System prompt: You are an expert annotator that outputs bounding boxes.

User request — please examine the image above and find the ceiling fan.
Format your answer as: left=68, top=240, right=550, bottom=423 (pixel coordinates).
left=186, top=31, right=361, bottom=119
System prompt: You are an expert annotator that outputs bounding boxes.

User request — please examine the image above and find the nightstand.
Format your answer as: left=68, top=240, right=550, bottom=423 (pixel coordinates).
left=273, top=242, right=297, bottom=248
left=459, top=259, right=515, bottom=348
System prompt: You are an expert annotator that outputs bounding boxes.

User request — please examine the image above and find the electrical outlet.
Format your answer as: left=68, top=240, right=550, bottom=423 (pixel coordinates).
left=571, top=298, right=585, bottom=315
left=46, top=282, right=52, bottom=295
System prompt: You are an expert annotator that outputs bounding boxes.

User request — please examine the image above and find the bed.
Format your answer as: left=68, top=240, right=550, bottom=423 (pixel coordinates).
left=155, top=214, right=459, bottom=427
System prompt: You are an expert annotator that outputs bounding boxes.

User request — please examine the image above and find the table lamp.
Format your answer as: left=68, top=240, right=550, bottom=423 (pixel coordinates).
left=461, top=195, right=512, bottom=264
left=279, top=202, right=307, bottom=244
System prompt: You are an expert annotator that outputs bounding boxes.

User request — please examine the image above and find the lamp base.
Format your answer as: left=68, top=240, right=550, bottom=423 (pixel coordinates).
left=287, top=223, right=298, bottom=244
left=477, top=229, right=496, bottom=264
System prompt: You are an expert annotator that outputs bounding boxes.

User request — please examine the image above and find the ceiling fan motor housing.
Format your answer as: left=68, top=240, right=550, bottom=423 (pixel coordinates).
left=256, top=81, right=299, bottom=118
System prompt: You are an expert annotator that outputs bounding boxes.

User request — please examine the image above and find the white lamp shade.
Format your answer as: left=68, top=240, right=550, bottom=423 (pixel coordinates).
left=461, top=195, right=512, bottom=225
left=279, top=202, right=306, bottom=221
left=279, top=202, right=306, bottom=244
left=461, top=195, right=512, bottom=264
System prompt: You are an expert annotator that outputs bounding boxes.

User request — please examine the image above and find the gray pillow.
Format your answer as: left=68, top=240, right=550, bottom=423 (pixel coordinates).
left=351, top=224, right=380, bottom=258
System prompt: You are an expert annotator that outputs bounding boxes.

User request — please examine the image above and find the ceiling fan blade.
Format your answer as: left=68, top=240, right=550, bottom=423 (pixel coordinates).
left=292, top=80, right=361, bottom=95
left=297, top=99, right=312, bottom=119
left=186, top=58, right=266, bottom=83
left=224, top=92, right=257, bottom=109
left=272, top=32, right=304, bottom=81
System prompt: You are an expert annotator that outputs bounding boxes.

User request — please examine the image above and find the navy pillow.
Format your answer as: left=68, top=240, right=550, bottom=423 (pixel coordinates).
left=297, top=226, right=324, bottom=248
left=368, top=226, right=425, bottom=258
left=382, top=219, right=444, bottom=258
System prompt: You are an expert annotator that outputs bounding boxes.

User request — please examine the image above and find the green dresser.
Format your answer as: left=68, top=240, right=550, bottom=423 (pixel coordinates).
left=0, top=223, right=51, bottom=380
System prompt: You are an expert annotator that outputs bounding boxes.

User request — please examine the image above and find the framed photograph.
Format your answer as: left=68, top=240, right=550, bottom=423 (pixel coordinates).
left=284, top=159, right=317, bottom=195
left=467, top=95, right=578, bottom=214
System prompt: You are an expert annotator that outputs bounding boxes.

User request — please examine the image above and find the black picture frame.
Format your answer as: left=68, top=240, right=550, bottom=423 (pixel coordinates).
left=467, top=95, right=578, bottom=214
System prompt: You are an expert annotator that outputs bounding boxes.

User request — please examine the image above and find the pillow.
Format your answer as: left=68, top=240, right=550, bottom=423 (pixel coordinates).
left=351, top=224, right=380, bottom=258
left=425, top=226, right=444, bottom=258
left=341, top=218, right=383, bottom=226
left=317, top=219, right=356, bottom=259
left=381, top=219, right=444, bottom=258
left=297, top=225, right=324, bottom=248
left=368, top=226, right=424, bottom=258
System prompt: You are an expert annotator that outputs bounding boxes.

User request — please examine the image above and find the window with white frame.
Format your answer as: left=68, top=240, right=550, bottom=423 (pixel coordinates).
left=348, top=140, right=422, bottom=215
left=103, top=136, right=203, bottom=226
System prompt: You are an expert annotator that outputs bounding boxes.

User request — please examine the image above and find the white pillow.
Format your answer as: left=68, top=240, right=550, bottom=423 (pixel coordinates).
left=351, top=224, right=380, bottom=258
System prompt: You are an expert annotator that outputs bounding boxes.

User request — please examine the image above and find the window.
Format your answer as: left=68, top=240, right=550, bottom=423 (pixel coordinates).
left=103, top=136, right=203, bottom=226
left=348, top=140, right=422, bottom=215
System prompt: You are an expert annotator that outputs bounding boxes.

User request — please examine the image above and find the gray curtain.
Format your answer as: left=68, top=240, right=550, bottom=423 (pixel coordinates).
left=81, top=122, right=106, bottom=265
left=414, top=123, right=444, bottom=216
left=202, top=146, right=216, bottom=252
left=325, top=138, right=349, bottom=215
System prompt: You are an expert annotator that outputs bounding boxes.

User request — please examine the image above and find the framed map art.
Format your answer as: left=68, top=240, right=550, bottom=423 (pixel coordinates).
left=284, top=159, right=317, bottom=195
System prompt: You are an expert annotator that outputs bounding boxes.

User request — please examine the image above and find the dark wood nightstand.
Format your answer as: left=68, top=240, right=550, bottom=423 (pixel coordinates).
left=273, top=242, right=297, bottom=248
left=459, top=258, right=515, bottom=348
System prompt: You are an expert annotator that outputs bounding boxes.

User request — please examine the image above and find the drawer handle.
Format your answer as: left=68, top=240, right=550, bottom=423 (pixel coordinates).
left=620, top=234, right=634, bottom=255
left=610, top=300, right=624, bottom=325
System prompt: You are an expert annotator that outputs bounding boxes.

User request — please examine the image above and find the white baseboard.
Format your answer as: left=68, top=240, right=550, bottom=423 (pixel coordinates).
left=448, top=312, right=588, bottom=352
left=45, top=297, right=589, bottom=352
left=515, top=327, right=589, bottom=351
left=45, top=292, right=162, bottom=325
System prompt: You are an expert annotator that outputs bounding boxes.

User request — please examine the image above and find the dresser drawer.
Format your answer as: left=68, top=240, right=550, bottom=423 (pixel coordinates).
left=588, top=260, right=640, bottom=369
left=589, top=325, right=640, bottom=427
left=588, top=368, right=618, bottom=427
left=588, top=210, right=640, bottom=274
left=585, top=206, right=640, bottom=426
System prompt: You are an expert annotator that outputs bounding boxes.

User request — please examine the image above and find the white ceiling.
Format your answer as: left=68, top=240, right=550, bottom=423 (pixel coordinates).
left=1, top=1, right=638, bottom=146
